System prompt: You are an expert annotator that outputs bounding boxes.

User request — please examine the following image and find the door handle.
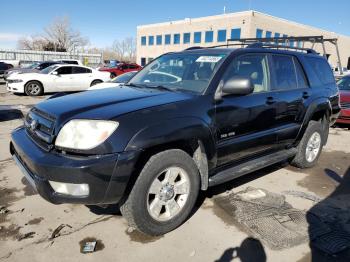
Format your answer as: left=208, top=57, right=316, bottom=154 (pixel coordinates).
left=266, top=96, right=276, bottom=105
left=302, top=91, right=310, bottom=99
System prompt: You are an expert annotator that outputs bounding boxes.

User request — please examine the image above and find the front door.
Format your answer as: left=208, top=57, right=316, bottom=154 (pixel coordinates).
left=53, top=66, right=75, bottom=91
left=215, top=53, right=278, bottom=166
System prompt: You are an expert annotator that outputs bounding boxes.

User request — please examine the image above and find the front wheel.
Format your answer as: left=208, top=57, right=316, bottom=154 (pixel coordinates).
left=291, top=120, right=325, bottom=168
left=120, top=149, right=200, bottom=236
left=24, top=81, right=43, bottom=96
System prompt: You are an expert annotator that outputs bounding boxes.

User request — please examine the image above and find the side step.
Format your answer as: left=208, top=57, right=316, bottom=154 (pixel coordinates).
left=208, top=148, right=297, bottom=187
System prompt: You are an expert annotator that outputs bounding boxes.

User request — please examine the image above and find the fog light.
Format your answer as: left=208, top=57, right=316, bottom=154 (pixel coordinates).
left=49, top=181, right=89, bottom=196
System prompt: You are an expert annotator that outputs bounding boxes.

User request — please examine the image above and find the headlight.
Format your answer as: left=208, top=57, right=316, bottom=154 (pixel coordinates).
left=8, top=79, right=23, bottom=83
left=55, top=119, right=119, bottom=150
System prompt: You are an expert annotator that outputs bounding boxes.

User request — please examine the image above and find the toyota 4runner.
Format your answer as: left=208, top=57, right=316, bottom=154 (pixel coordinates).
left=10, top=42, right=340, bottom=235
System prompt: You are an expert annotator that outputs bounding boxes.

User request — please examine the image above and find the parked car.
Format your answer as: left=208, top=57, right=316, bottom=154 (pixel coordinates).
left=333, top=66, right=350, bottom=80
left=336, top=76, right=350, bottom=127
left=7, top=64, right=110, bottom=96
left=10, top=45, right=340, bottom=236
left=99, top=63, right=142, bottom=78
left=0, top=62, right=13, bottom=78
left=4, top=61, right=62, bottom=80
left=88, top=71, right=138, bottom=90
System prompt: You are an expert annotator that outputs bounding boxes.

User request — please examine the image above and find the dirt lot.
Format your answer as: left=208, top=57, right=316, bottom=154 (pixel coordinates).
left=1, top=83, right=350, bottom=262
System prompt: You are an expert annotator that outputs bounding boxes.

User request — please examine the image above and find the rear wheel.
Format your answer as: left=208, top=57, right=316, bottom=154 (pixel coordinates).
left=291, top=120, right=325, bottom=168
left=120, top=149, right=200, bottom=236
left=90, top=80, right=103, bottom=86
left=24, top=81, right=43, bottom=96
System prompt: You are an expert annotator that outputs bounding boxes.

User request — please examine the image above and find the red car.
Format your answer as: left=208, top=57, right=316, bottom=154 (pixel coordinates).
left=336, top=76, right=350, bottom=127
left=99, top=63, right=142, bottom=78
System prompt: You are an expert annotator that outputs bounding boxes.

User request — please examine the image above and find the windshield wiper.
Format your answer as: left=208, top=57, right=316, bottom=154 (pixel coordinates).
left=146, top=85, right=175, bottom=92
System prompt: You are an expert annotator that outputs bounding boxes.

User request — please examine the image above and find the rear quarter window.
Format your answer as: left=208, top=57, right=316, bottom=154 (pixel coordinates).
left=304, top=57, right=335, bottom=86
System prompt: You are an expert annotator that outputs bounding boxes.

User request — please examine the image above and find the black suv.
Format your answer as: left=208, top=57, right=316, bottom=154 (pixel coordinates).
left=10, top=44, right=340, bottom=235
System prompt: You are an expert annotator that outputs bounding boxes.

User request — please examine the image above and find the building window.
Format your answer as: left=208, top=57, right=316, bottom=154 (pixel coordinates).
left=298, top=41, right=303, bottom=48
left=183, top=33, right=191, bottom=44
left=141, top=36, right=146, bottom=46
left=174, top=34, right=180, bottom=44
left=283, top=34, right=288, bottom=46
left=266, top=31, right=272, bottom=38
left=165, top=34, right=171, bottom=45
left=231, top=28, right=241, bottom=39
left=141, top=57, right=146, bottom=66
left=205, top=31, right=213, bottom=43
left=148, top=36, right=154, bottom=46
left=217, top=29, right=226, bottom=42
left=274, top=32, right=280, bottom=43
left=194, top=32, right=202, bottom=43
left=256, top=29, right=263, bottom=38
left=290, top=40, right=295, bottom=47
left=156, top=35, right=162, bottom=45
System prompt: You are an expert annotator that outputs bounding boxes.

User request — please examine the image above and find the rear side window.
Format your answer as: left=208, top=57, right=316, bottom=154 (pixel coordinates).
left=294, top=58, right=309, bottom=88
left=271, top=55, right=297, bottom=90
left=73, top=67, right=91, bottom=74
left=305, top=57, right=335, bottom=85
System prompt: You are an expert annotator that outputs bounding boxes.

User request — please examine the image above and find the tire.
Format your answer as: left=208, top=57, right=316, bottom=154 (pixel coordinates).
left=120, top=149, right=200, bottom=236
left=291, top=120, right=325, bottom=168
left=24, top=81, right=43, bottom=96
left=90, top=80, right=103, bottom=87
left=110, top=72, right=116, bottom=79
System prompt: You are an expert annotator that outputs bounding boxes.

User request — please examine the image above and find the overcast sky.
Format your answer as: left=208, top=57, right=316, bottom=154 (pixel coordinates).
left=0, top=0, right=349, bottom=49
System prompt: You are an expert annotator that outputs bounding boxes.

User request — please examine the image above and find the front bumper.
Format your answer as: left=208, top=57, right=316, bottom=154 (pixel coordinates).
left=7, top=82, right=24, bottom=93
left=10, top=127, right=139, bottom=205
left=336, top=108, right=350, bottom=124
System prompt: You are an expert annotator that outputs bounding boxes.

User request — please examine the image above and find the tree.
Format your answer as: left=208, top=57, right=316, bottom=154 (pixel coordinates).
left=43, top=16, right=89, bottom=52
left=112, top=37, right=136, bottom=62
left=17, top=16, right=89, bottom=52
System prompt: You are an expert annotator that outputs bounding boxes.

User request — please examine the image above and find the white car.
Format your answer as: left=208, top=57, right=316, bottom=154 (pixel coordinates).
left=87, top=71, right=138, bottom=90
left=7, top=64, right=110, bottom=96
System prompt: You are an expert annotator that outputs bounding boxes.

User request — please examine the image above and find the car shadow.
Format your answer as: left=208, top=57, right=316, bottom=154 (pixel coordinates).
left=305, top=167, right=350, bottom=261
left=214, top=237, right=266, bottom=262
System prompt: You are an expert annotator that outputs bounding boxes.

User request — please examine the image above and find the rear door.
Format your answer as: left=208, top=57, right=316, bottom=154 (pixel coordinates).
left=71, top=66, right=93, bottom=90
left=215, top=53, right=279, bottom=166
left=269, top=54, right=310, bottom=147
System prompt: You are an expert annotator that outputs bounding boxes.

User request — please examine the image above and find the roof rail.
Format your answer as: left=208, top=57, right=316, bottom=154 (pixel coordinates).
left=186, top=36, right=343, bottom=74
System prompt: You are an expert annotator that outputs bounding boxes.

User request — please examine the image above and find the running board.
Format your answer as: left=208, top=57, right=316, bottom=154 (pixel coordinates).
left=209, top=148, right=297, bottom=187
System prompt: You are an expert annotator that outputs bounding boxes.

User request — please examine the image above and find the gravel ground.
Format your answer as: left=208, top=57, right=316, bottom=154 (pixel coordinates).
left=1, top=83, right=350, bottom=262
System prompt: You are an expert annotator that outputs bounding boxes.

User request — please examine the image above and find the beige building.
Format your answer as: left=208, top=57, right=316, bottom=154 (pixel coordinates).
left=136, top=10, right=350, bottom=69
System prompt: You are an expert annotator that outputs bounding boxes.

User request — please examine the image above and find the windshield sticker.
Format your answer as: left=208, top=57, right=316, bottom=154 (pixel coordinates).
left=196, top=56, right=223, bottom=63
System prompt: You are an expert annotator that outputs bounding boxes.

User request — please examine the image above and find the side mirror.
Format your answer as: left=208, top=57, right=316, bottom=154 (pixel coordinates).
left=51, top=71, right=59, bottom=76
left=221, top=76, right=254, bottom=96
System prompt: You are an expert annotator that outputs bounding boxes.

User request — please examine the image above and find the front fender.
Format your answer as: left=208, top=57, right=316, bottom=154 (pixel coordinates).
left=125, top=117, right=216, bottom=163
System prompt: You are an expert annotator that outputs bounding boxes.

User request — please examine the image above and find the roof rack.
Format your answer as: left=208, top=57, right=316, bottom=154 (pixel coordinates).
left=187, top=36, right=343, bottom=74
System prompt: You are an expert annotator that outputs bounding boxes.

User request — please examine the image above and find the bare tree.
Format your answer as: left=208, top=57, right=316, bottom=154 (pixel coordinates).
left=43, top=16, right=89, bottom=52
left=112, top=37, right=136, bottom=62
left=17, top=35, right=47, bottom=50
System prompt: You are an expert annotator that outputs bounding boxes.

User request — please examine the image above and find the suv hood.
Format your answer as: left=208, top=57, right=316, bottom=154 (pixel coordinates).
left=36, top=86, right=194, bottom=121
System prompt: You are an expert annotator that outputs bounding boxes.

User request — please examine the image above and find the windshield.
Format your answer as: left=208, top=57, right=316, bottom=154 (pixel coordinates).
left=40, top=65, right=59, bottom=74
left=129, top=53, right=227, bottom=93
left=23, top=62, right=40, bottom=69
left=110, top=72, right=137, bottom=83
left=337, top=77, right=350, bottom=90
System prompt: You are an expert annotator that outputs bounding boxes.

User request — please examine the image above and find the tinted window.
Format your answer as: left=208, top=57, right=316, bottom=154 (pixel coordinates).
left=72, top=67, right=91, bottom=74
left=294, top=58, right=309, bottom=88
left=128, top=64, right=138, bottom=69
left=165, top=34, right=171, bottom=45
left=194, top=32, right=201, bottom=43
left=217, top=30, right=226, bottom=42
left=337, top=77, right=350, bottom=90
left=305, top=57, right=335, bottom=85
left=141, top=36, right=146, bottom=46
left=173, top=34, right=180, bottom=44
left=183, top=33, right=191, bottom=44
left=271, top=55, right=297, bottom=90
left=62, top=60, right=78, bottom=65
left=156, top=35, right=162, bottom=45
left=231, top=28, right=241, bottom=39
left=256, top=29, right=263, bottom=38
left=149, top=36, right=154, bottom=46
left=56, top=66, right=73, bottom=75
left=223, top=54, right=269, bottom=93
left=205, top=31, right=213, bottom=43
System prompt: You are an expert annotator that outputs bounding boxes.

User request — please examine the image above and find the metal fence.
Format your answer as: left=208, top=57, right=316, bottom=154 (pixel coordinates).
left=0, top=49, right=103, bottom=67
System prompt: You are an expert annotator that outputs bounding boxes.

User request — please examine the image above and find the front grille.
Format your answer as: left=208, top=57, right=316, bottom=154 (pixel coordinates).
left=25, top=108, right=56, bottom=151
left=340, top=102, right=350, bottom=109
